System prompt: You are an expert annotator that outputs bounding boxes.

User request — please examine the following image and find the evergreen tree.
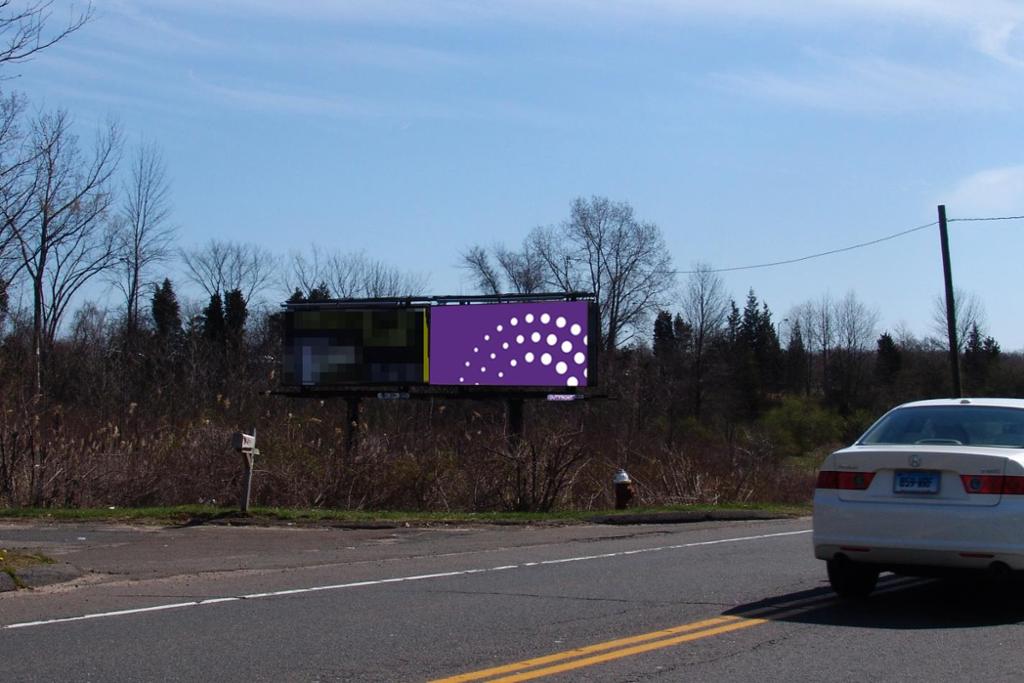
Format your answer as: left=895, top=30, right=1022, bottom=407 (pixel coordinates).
left=308, top=282, right=331, bottom=301
left=963, top=323, right=1000, bottom=393
left=673, top=314, right=693, bottom=358
left=650, top=311, right=695, bottom=444
left=653, top=310, right=675, bottom=359
left=785, top=320, right=809, bottom=395
left=875, top=332, right=901, bottom=386
left=224, top=289, right=248, bottom=342
left=151, top=279, right=181, bottom=338
left=203, top=292, right=225, bottom=343
left=754, top=301, right=782, bottom=390
left=288, top=282, right=332, bottom=304
left=728, top=290, right=782, bottom=417
left=726, top=301, right=741, bottom=344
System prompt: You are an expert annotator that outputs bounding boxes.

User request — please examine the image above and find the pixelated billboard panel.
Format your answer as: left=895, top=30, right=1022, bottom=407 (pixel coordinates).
left=282, top=308, right=428, bottom=386
left=430, top=301, right=593, bottom=387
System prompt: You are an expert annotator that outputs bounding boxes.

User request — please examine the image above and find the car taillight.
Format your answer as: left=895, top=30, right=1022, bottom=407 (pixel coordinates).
left=1005, top=476, right=1024, bottom=494
left=960, top=475, right=1024, bottom=495
left=816, top=471, right=875, bottom=490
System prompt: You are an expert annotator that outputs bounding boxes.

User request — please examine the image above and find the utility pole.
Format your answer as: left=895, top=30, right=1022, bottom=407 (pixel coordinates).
left=938, top=205, right=962, bottom=397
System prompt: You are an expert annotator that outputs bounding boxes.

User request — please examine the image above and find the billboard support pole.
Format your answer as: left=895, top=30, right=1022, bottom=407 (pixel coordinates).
left=346, top=397, right=361, bottom=457
left=507, top=398, right=524, bottom=453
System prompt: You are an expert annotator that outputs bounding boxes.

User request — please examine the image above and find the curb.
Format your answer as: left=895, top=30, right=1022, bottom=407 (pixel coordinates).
left=587, top=510, right=794, bottom=525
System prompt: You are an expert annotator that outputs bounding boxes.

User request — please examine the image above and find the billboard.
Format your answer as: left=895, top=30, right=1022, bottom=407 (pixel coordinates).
left=282, top=308, right=428, bottom=386
left=429, top=301, right=594, bottom=387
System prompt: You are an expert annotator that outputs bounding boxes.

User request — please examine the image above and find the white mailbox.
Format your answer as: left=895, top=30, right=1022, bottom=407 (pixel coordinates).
left=231, top=432, right=256, bottom=452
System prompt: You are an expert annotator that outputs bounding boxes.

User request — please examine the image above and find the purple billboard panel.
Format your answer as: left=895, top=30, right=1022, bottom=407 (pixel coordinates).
left=430, top=301, right=593, bottom=387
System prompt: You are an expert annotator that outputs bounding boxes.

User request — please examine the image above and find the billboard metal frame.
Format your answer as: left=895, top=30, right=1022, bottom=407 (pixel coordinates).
left=277, top=292, right=600, bottom=399
left=283, top=291, right=594, bottom=308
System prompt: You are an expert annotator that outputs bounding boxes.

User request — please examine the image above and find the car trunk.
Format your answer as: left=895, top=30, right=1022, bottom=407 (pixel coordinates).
left=832, top=446, right=1008, bottom=507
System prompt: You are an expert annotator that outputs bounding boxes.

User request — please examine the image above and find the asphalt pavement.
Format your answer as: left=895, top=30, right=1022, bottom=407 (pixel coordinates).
left=2, top=517, right=1022, bottom=681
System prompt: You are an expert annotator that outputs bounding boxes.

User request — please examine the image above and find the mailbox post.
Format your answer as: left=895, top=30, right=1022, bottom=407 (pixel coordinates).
left=231, top=432, right=259, bottom=513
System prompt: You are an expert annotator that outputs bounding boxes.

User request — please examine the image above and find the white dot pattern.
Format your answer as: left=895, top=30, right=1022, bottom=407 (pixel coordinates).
left=442, top=305, right=590, bottom=387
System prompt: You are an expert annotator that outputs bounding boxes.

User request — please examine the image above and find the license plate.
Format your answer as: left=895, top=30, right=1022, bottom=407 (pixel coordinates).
left=894, top=470, right=940, bottom=494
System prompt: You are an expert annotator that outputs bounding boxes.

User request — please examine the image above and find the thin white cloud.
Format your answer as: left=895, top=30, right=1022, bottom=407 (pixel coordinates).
left=83, top=2, right=478, bottom=74
left=95, top=1, right=225, bottom=54
left=51, top=0, right=1024, bottom=121
left=974, top=21, right=1024, bottom=67
left=712, top=53, right=1014, bottom=113
left=185, top=72, right=574, bottom=128
left=249, top=40, right=475, bottom=73
left=100, top=0, right=1024, bottom=45
left=188, top=75, right=372, bottom=118
left=947, top=166, right=1024, bottom=216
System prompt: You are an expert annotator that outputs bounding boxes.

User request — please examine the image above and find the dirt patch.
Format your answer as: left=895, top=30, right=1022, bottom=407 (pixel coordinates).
left=0, top=548, right=79, bottom=591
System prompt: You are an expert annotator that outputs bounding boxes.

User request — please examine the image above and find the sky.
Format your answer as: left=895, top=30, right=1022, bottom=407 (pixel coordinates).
left=12, top=0, right=1024, bottom=348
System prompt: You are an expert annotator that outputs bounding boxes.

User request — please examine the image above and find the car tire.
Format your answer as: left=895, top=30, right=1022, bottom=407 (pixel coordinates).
left=827, top=558, right=879, bottom=598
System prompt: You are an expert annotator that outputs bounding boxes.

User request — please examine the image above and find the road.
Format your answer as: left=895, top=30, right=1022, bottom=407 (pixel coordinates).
left=1, top=517, right=1021, bottom=681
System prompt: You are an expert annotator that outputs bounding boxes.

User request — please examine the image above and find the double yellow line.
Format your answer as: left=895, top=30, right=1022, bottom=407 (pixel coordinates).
left=431, top=576, right=924, bottom=682
left=429, top=614, right=766, bottom=683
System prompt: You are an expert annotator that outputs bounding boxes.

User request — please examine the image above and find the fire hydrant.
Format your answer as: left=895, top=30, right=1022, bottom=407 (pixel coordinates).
left=613, top=469, right=634, bottom=510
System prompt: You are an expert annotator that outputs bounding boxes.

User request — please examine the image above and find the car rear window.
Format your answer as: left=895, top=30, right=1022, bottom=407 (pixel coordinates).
left=859, top=406, right=1024, bottom=448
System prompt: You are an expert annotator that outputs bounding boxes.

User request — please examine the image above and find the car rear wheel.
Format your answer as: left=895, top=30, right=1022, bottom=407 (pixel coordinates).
left=827, top=558, right=879, bottom=598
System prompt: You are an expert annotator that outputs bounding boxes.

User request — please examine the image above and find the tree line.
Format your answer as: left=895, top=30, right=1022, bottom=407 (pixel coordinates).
left=2, top=187, right=1015, bottom=511
left=0, top=6, right=1020, bottom=512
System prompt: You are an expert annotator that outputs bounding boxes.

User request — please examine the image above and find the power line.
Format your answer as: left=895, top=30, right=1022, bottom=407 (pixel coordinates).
left=675, top=220, right=939, bottom=275
left=948, top=214, right=1024, bottom=223
left=672, top=213, right=1024, bottom=276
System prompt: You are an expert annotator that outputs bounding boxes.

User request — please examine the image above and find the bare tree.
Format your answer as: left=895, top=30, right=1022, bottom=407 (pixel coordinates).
left=789, top=295, right=835, bottom=395
left=832, top=291, right=879, bottom=403
left=528, top=224, right=579, bottom=292
left=284, top=247, right=427, bottom=300
left=111, top=141, right=175, bottom=335
left=790, top=292, right=877, bottom=408
left=930, top=288, right=986, bottom=352
left=0, top=90, right=24, bottom=280
left=322, top=251, right=364, bottom=299
left=461, top=241, right=546, bottom=295
left=835, top=291, right=879, bottom=354
left=461, top=245, right=501, bottom=295
left=0, top=1, right=92, bottom=69
left=324, top=251, right=426, bottom=299
left=283, top=246, right=327, bottom=298
left=181, top=239, right=277, bottom=303
left=2, top=110, right=121, bottom=393
left=495, top=244, right=544, bottom=294
left=528, top=196, right=674, bottom=349
left=0, top=1, right=94, bottom=302
left=810, top=294, right=835, bottom=360
left=893, top=321, right=924, bottom=351
left=681, top=263, right=729, bottom=418
left=361, top=256, right=427, bottom=297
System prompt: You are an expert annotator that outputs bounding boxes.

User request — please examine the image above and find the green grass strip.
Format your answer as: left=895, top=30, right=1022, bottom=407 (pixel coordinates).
left=0, top=503, right=809, bottom=526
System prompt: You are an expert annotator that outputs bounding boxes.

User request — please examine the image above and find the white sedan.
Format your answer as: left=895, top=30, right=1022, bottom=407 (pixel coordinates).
left=813, top=398, right=1024, bottom=597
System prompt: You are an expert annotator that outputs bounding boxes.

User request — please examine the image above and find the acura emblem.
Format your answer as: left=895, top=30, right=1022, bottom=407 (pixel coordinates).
left=910, top=454, right=922, bottom=468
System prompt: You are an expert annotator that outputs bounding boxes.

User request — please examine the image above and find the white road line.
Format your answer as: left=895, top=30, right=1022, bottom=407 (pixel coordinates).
left=2, top=528, right=812, bottom=631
